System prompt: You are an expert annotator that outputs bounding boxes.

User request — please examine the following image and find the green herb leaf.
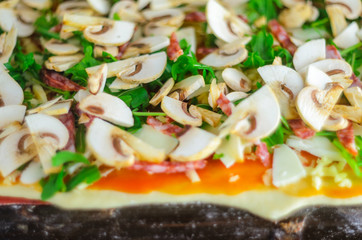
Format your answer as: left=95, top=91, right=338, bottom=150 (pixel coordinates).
left=332, top=139, right=362, bottom=177
left=40, top=168, right=66, bottom=200
left=75, top=124, right=86, bottom=153
left=213, top=153, right=224, bottom=159
left=34, top=12, right=60, bottom=39
left=246, top=0, right=282, bottom=22
left=52, top=151, right=90, bottom=167
left=66, top=166, right=101, bottom=191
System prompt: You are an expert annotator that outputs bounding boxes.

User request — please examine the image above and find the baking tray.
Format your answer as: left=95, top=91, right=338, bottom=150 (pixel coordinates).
left=0, top=203, right=361, bottom=239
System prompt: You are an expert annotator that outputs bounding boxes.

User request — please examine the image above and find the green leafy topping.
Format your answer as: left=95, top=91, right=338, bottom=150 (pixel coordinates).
left=52, top=151, right=90, bottom=167
left=118, top=87, right=149, bottom=109
left=333, top=139, right=362, bottom=177
left=66, top=166, right=101, bottom=191
left=40, top=168, right=67, bottom=201
left=246, top=0, right=282, bottom=23
left=34, top=12, right=60, bottom=39
left=75, top=124, right=87, bottom=154
left=341, top=42, right=362, bottom=76
left=213, top=153, right=224, bottom=160
left=262, top=116, right=292, bottom=148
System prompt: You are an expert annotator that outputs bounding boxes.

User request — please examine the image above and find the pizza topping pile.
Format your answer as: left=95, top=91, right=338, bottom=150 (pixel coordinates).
left=0, top=0, right=361, bottom=200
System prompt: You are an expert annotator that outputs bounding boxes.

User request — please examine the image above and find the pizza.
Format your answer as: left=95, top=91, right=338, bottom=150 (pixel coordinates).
left=0, top=0, right=361, bottom=221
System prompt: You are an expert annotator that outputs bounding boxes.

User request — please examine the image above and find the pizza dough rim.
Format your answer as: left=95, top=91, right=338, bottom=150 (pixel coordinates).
left=0, top=185, right=361, bottom=221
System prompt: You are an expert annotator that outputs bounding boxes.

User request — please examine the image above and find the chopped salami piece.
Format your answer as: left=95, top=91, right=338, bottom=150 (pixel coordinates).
left=268, top=19, right=297, bottom=55
left=58, top=111, right=76, bottom=152
left=216, top=93, right=232, bottom=116
left=128, top=160, right=207, bottom=174
left=146, top=116, right=184, bottom=136
left=51, top=23, right=62, bottom=33
left=288, top=119, right=316, bottom=139
left=185, top=11, right=206, bottom=22
left=326, top=45, right=362, bottom=88
left=196, top=47, right=217, bottom=60
left=300, top=150, right=318, bottom=167
left=255, top=142, right=271, bottom=168
left=337, top=122, right=358, bottom=156
left=116, top=41, right=130, bottom=60
left=167, top=32, right=183, bottom=61
left=41, top=69, right=85, bottom=91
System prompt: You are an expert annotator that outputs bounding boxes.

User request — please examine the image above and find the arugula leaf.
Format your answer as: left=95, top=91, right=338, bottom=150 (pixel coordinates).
left=34, top=12, right=60, bottom=39
left=40, top=168, right=66, bottom=200
left=118, top=87, right=149, bottom=109
left=262, top=117, right=292, bottom=148
left=213, top=153, right=224, bottom=160
left=333, top=139, right=362, bottom=177
left=75, top=124, right=87, bottom=153
left=52, top=151, right=90, bottom=167
left=66, top=166, right=101, bottom=191
left=341, top=42, right=362, bottom=76
left=246, top=0, right=282, bottom=23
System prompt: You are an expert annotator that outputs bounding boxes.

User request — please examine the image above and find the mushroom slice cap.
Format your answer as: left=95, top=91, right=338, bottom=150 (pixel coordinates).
left=305, top=65, right=332, bottom=89
left=299, top=59, right=353, bottom=79
left=344, top=87, right=362, bottom=109
left=109, top=78, right=139, bottom=90
left=222, top=68, right=251, bottom=92
left=0, top=26, right=17, bottom=64
left=83, top=21, right=135, bottom=46
left=118, top=52, right=167, bottom=84
left=161, top=96, right=202, bottom=126
left=79, top=92, right=134, bottom=127
left=88, top=63, right=107, bottom=95
left=109, top=0, right=143, bottom=22
left=0, top=128, right=37, bottom=177
left=94, top=45, right=119, bottom=58
left=171, top=75, right=205, bottom=101
left=272, top=144, right=306, bottom=187
left=196, top=107, right=223, bottom=127
left=0, top=105, right=26, bottom=130
left=206, top=0, right=250, bottom=43
left=333, top=22, right=360, bottom=49
left=0, top=8, right=17, bottom=32
left=326, top=0, right=362, bottom=19
left=123, top=36, right=170, bottom=58
left=20, top=161, right=46, bottom=184
left=219, top=85, right=281, bottom=141
left=293, top=39, right=326, bottom=71
left=226, top=92, right=248, bottom=103
left=142, top=8, right=185, bottom=26
left=45, top=54, right=84, bottom=72
left=87, top=118, right=135, bottom=168
left=200, top=45, right=248, bottom=69
left=333, top=105, right=362, bottom=123
left=169, top=127, right=221, bottom=162
left=22, top=0, right=51, bottom=9
left=323, top=113, right=349, bottom=131
left=296, top=84, right=344, bottom=131
left=44, top=40, right=80, bottom=56
left=63, top=14, right=110, bottom=29
left=144, top=22, right=178, bottom=37
left=39, top=100, right=72, bottom=116
left=56, top=1, right=93, bottom=16
left=149, top=77, right=174, bottom=106
left=0, top=68, right=24, bottom=106
left=86, top=0, right=110, bottom=15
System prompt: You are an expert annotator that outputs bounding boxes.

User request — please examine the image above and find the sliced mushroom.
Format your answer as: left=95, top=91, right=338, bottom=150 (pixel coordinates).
left=161, top=96, right=202, bottom=126
left=88, top=63, right=107, bottom=95
left=196, top=107, right=222, bottom=127
left=44, top=39, right=80, bottom=56
left=222, top=68, right=251, bottom=92
left=258, top=65, right=304, bottom=119
left=109, top=0, right=144, bottom=22
left=25, top=113, right=70, bottom=173
left=56, top=1, right=94, bottom=17
left=293, top=39, right=326, bottom=71
left=170, top=75, right=205, bottom=101
left=169, top=127, right=221, bottom=162
left=0, top=122, right=22, bottom=139
left=200, top=41, right=248, bottom=69
left=175, top=27, right=196, bottom=54
left=0, top=128, right=37, bottom=177
left=142, top=8, right=185, bottom=27
left=122, top=36, right=170, bottom=59
left=87, top=118, right=135, bottom=168
left=94, top=45, right=119, bottom=58
left=39, top=100, right=72, bottom=116
left=226, top=92, right=248, bottom=103
left=149, top=77, right=174, bottom=106
left=206, top=0, right=250, bottom=43
left=333, top=105, right=362, bottom=123
left=83, top=20, right=135, bottom=46
left=299, top=59, right=353, bottom=79
left=117, top=52, right=167, bottom=84
left=279, top=2, right=314, bottom=28
left=144, top=22, right=179, bottom=36
left=326, top=0, right=362, bottom=20
left=27, top=96, right=62, bottom=115
left=63, top=13, right=110, bottom=29
left=0, top=0, right=19, bottom=8
left=305, top=65, right=332, bottom=89
left=333, top=22, right=360, bottom=49
left=0, top=8, right=34, bottom=37
left=22, top=0, right=51, bottom=10
left=87, top=0, right=110, bottom=15
left=109, top=78, right=139, bottom=90
left=134, top=124, right=179, bottom=154
left=344, top=87, right=362, bottom=109
left=215, top=134, right=245, bottom=168
left=0, top=68, right=24, bottom=106
left=323, top=113, right=349, bottom=131
left=296, top=83, right=344, bottom=131
left=0, top=105, right=26, bottom=130
left=326, top=5, right=348, bottom=37
left=20, top=161, right=46, bottom=184
left=45, top=54, right=84, bottom=72
left=0, top=26, right=16, bottom=64
left=272, top=144, right=306, bottom=187
left=219, top=85, right=281, bottom=141
left=79, top=92, right=134, bottom=127
left=73, top=89, right=91, bottom=102
left=208, top=79, right=227, bottom=109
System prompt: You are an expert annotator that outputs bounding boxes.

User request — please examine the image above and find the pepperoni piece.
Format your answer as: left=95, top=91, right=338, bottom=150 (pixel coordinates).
left=128, top=160, right=207, bottom=174
left=146, top=116, right=184, bottom=136
left=288, top=119, right=316, bottom=139
left=58, top=111, right=76, bottom=152
left=216, top=93, right=233, bottom=116
left=326, top=45, right=362, bottom=88
left=41, top=69, right=85, bottom=91
left=167, top=32, right=184, bottom=61
left=185, top=11, right=206, bottom=22
left=255, top=142, right=271, bottom=168
left=196, top=47, right=217, bottom=60
left=337, top=122, right=358, bottom=156
left=268, top=19, right=297, bottom=55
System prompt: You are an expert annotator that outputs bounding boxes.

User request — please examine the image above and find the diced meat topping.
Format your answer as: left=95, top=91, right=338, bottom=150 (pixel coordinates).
left=255, top=142, right=271, bottom=168
left=146, top=116, right=184, bottom=136
left=268, top=19, right=297, bottom=55
left=185, top=11, right=206, bottom=22
left=288, top=119, right=316, bottom=139
left=41, top=69, right=85, bottom=91
left=167, top=32, right=183, bottom=61
left=337, top=122, right=358, bottom=156
left=216, top=93, right=232, bottom=116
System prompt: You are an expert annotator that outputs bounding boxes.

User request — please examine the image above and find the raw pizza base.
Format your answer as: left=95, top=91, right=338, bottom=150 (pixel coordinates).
left=0, top=185, right=361, bottom=220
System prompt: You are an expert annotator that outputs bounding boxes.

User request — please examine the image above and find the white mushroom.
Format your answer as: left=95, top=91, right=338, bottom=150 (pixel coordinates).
left=219, top=85, right=281, bottom=141
left=272, top=144, right=306, bottom=187
left=142, top=8, right=185, bottom=27
left=215, top=134, right=245, bottom=168
left=170, top=75, right=205, bottom=101
left=79, top=92, right=134, bottom=127
left=206, top=0, right=250, bottom=43
left=63, top=14, right=110, bottom=29
left=94, top=45, right=119, bottom=58
left=0, top=105, right=26, bottom=130
left=296, top=83, right=344, bottom=131
left=0, top=68, right=24, bottom=106
left=22, top=0, right=51, bottom=10
left=87, top=118, right=135, bottom=168
left=278, top=2, right=314, bottom=29
left=109, top=0, right=144, bottom=22
left=87, top=0, right=110, bottom=15
left=122, top=36, right=170, bottom=58
left=258, top=65, right=304, bottom=119
left=222, top=68, right=251, bottom=92
left=161, top=96, right=202, bottom=126
left=56, top=1, right=94, bottom=17
left=293, top=39, right=326, bottom=71
left=149, top=77, right=174, bottom=106
left=44, top=39, right=80, bottom=56
left=299, top=59, right=353, bottom=80
left=326, top=0, right=362, bottom=19
left=39, top=101, right=72, bottom=116
left=88, top=63, right=107, bottom=95
left=305, top=65, right=332, bottom=89
left=0, top=26, right=17, bottom=64
left=333, top=21, right=360, bottom=49
left=45, top=54, right=84, bottom=72
left=0, top=122, right=22, bottom=139
left=226, top=92, right=248, bottom=102
left=0, top=8, right=34, bottom=37
left=20, top=161, right=46, bottom=184
left=326, top=4, right=348, bottom=37
left=25, top=113, right=70, bottom=174
left=169, top=127, right=221, bottom=162
left=0, top=128, right=37, bottom=177
left=208, top=79, right=227, bottom=109
left=144, top=22, right=178, bottom=36
left=323, top=113, right=349, bottom=131
left=109, top=78, right=139, bottom=90
left=83, top=20, right=135, bottom=46
left=196, top=107, right=223, bottom=127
